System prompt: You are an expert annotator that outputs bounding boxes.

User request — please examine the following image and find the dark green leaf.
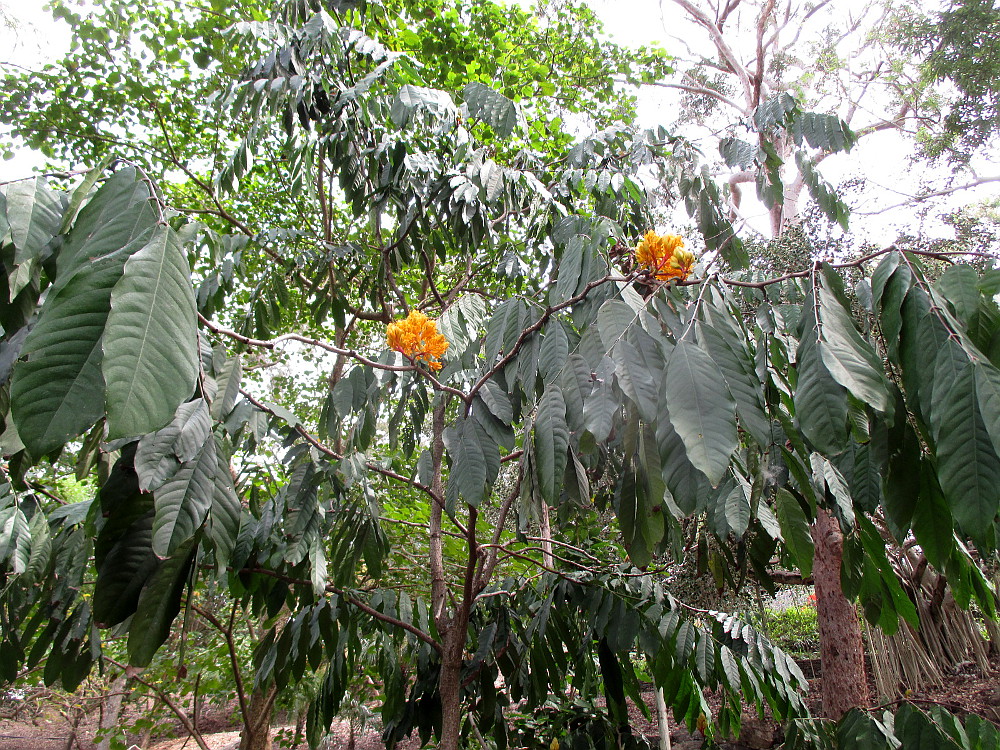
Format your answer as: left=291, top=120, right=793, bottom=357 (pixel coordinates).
left=104, top=225, right=198, bottom=439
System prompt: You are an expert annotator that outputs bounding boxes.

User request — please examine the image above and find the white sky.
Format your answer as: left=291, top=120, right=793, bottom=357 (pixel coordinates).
left=1, top=0, right=997, bottom=248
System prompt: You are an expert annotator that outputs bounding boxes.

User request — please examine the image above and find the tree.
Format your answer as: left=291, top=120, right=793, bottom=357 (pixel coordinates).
left=2, top=2, right=1000, bottom=750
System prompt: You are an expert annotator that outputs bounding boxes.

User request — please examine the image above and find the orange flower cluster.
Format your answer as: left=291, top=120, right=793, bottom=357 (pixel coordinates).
left=386, top=310, right=449, bottom=371
left=634, top=231, right=695, bottom=282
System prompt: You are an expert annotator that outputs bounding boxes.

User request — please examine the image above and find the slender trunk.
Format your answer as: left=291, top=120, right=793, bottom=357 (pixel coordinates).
left=811, top=508, right=869, bottom=718
left=239, top=683, right=277, bottom=750
left=95, top=672, right=129, bottom=750
left=539, top=501, right=554, bottom=569
left=655, top=688, right=671, bottom=750
left=438, top=622, right=468, bottom=750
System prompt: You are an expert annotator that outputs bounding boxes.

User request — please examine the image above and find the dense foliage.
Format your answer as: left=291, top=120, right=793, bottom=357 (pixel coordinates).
left=1, top=2, right=999, bottom=750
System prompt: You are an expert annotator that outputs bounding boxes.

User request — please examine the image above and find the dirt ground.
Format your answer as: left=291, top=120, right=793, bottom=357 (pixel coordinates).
left=2, top=657, right=999, bottom=750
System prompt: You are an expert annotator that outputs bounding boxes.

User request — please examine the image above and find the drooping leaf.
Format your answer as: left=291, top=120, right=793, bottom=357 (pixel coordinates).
left=104, top=225, right=198, bottom=439
left=664, top=339, right=738, bottom=485
left=127, top=539, right=197, bottom=667
left=534, top=386, right=569, bottom=506
left=5, top=177, right=64, bottom=266
left=152, top=436, right=218, bottom=557
left=135, top=399, right=212, bottom=492
left=794, top=324, right=849, bottom=455
left=444, top=412, right=499, bottom=509
left=463, top=81, right=520, bottom=138
left=9, top=170, right=157, bottom=456
left=775, top=489, right=813, bottom=578
left=930, top=356, right=1000, bottom=546
left=816, top=271, right=891, bottom=413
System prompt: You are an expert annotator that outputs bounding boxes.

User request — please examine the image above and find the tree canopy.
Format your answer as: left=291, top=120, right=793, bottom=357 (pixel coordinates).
left=1, top=2, right=999, bottom=750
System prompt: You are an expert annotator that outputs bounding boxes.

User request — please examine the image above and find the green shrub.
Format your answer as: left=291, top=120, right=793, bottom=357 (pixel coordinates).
left=764, top=603, right=819, bottom=660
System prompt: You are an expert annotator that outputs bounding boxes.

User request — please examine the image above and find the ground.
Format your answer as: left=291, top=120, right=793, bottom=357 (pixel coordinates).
left=2, top=657, right=999, bottom=750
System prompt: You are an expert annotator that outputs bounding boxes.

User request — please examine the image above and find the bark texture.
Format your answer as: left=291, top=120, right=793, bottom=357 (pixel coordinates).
left=239, top=683, right=277, bottom=750
left=811, top=507, right=869, bottom=718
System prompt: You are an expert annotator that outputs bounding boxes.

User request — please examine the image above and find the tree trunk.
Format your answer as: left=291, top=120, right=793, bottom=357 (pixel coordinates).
left=239, top=683, right=277, bottom=750
left=655, top=688, right=672, bottom=750
left=95, top=672, right=129, bottom=750
left=438, top=618, right=469, bottom=750
left=811, top=507, right=869, bottom=718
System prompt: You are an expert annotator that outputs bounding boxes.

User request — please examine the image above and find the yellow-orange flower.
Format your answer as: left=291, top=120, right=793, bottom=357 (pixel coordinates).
left=634, top=231, right=695, bottom=282
left=386, top=310, right=449, bottom=371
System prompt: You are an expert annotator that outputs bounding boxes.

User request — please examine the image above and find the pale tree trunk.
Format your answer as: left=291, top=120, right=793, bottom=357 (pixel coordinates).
left=95, top=672, right=129, bottom=750
left=239, top=683, right=277, bottom=750
left=811, top=507, right=869, bottom=718
left=539, top=501, right=554, bottom=569
left=655, top=688, right=672, bottom=750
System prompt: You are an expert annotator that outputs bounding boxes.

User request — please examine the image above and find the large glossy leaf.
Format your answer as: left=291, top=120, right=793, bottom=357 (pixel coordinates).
left=104, top=225, right=198, bottom=439
left=444, top=412, right=499, bottom=509
left=663, top=339, right=737, bottom=485
left=135, top=399, right=212, bottom=492
left=5, top=177, right=64, bottom=266
left=534, top=386, right=569, bottom=506
left=9, top=170, right=157, bottom=456
left=152, top=436, right=218, bottom=557
left=816, top=273, right=890, bottom=413
left=775, top=489, right=813, bottom=578
left=127, top=539, right=196, bottom=667
left=930, top=355, right=1000, bottom=545
left=794, top=325, right=848, bottom=455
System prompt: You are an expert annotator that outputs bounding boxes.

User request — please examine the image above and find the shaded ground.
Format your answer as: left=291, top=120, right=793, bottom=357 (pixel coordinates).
left=2, top=656, right=999, bottom=750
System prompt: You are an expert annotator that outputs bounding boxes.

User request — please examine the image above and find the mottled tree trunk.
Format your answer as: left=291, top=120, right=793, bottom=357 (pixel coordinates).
left=96, top=672, right=129, bottom=750
left=811, top=508, right=869, bottom=718
left=239, top=683, right=277, bottom=750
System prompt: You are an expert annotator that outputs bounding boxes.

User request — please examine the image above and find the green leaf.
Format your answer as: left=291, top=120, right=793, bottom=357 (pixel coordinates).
left=211, top=354, right=242, bottom=420
left=463, top=81, right=520, bottom=138
left=974, top=362, right=1000, bottom=459
left=912, top=460, right=954, bottom=569
left=127, top=539, right=196, bottom=667
left=206, top=436, right=241, bottom=569
left=5, top=177, right=64, bottom=265
left=92, top=509, right=158, bottom=628
left=754, top=92, right=799, bottom=132
left=655, top=406, right=711, bottom=515
left=792, top=112, right=856, bottom=153
left=718, top=138, right=756, bottom=169
left=664, top=339, right=738, bottom=485
left=816, top=272, right=891, bottom=413
left=0, top=505, right=30, bottom=575
left=444, top=412, right=499, bottom=509
left=9, top=170, right=157, bottom=456
left=152, top=436, right=218, bottom=557
left=936, top=264, right=981, bottom=324
left=931, top=356, right=1000, bottom=545
left=135, top=399, right=212, bottom=492
left=534, top=386, right=569, bottom=506
left=775, top=489, right=813, bottom=577
left=391, top=84, right=456, bottom=127
left=104, top=225, right=198, bottom=439
left=794, top=324, right=849, bottom=455
left=699, top=298, right=771, bottom=446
